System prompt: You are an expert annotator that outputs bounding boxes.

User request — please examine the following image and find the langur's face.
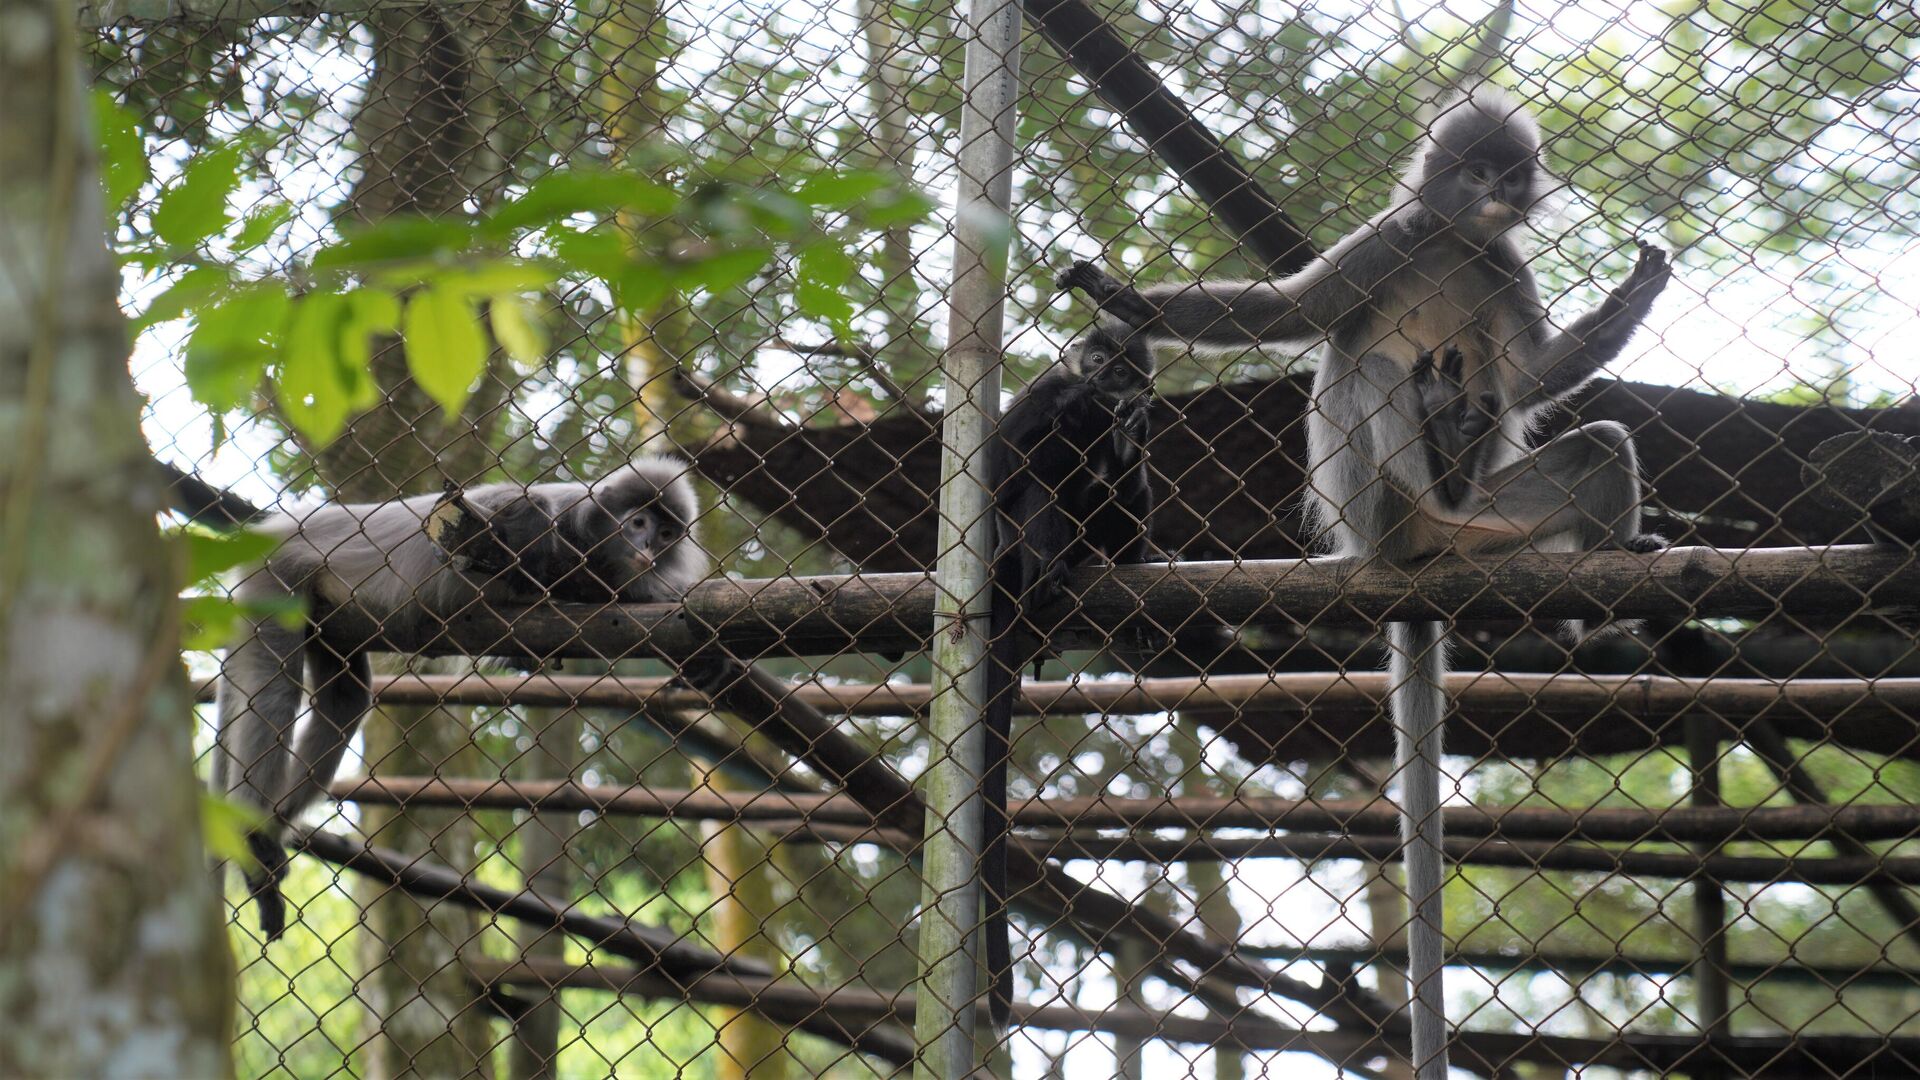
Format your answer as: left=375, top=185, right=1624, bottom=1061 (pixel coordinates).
left=1069, top=330, right=1150, bottom=393
left=1421, top=116, right=1542, bottom=237
left=554, top=480, right=689, bottom=599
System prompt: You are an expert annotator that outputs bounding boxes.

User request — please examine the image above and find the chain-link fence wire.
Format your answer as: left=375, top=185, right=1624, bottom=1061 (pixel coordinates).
left=93, top=0, right=1920, bottom=1075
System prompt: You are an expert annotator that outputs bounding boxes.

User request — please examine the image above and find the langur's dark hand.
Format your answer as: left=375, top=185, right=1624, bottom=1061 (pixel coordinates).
left=1607, top=241, right=1671, bottom=318
left=1058, top=260, right=1158, bottom=329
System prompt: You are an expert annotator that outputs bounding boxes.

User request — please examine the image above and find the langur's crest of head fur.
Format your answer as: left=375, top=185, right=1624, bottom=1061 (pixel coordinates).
left=1396, top=85, right=1554, bottom=233
left=576, top=454, right=712, bottom=593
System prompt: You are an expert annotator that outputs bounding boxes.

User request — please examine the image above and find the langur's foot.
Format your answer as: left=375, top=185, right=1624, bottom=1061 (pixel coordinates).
left=1620, top=532, right=1670, bottom=554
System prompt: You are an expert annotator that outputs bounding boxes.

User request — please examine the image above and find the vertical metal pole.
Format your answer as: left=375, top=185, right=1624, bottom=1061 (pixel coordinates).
left=914, top=0, right=1020, bottom=1070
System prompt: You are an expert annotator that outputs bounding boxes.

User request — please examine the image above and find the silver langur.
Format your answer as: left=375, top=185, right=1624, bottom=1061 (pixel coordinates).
left=1063, top=88, right=1671, bottom=1078
left=211, top=457, right=709, bottom=938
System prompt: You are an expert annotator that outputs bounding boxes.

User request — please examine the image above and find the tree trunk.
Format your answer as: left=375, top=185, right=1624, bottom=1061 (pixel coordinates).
left=0, top=2, right=233, bottom=1074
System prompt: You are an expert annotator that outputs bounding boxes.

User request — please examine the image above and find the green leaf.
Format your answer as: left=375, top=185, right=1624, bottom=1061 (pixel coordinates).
left=278, top=290, right=355, bottom=443
left=151, top=141, right=246, bottom=250
left=134, top=264, right=232, bottom=333
left=433, top=261, right=559, bottom=298
left=549, top=227, right=633, bottom=277
left=184, top=283, right=289, bottom=411
left=311, top=217, right=477, bottom=273
left=403, top=286, right=488, bottom=416
left=233, top=201, right=295, bottom=251
left=336, top=288, right=400, bottom=408
left=482, top=170, right=678, bottom=238
left=859, top=187, right=937, bottom=228
left=684, top=247, right=771, bottom=295
left=179, top=528, right=278, bottom=583
left=795, top=171, right=894, bottom=209
left=200, top=792, right=266, bottom=867
left=489, top=294, right=547, bottom=366
left=796, top=243, right=856, bottom=336
left=180, top=595, right=243, bottom=652
left=94, top=90, right=148, bottom=212
left=613, top=265, right=672, bottom=314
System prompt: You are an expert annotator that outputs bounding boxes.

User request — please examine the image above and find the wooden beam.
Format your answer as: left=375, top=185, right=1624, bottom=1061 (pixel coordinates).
left=329, top=776, right=1920, bottom=845
left=1246, top=945, right=1919, bottom=992
left=1039, top=832, right=1920, bottom=887
left=474, top=957, right=1397, bottom=1067
left=476, top=956, right=1920, bottom=1076
left=79, top=0, right=467, bottom=25
left=198, top=669, right=1920, bottom=723
left=303, top=546, right=1920, bottom=660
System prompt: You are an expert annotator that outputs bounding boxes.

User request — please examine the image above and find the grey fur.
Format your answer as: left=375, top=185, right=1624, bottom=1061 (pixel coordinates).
left=212, top=456, right=708, bottom=935
left=1067, top=88, right=1670, bottom=1079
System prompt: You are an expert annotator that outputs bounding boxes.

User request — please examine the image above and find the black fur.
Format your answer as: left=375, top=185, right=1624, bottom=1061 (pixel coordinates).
left=979, top=277, right=1158, bottom=1026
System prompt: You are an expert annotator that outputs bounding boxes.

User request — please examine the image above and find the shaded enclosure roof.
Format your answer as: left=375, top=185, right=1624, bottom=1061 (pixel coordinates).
left=692, top=375, right=1920, bottom=572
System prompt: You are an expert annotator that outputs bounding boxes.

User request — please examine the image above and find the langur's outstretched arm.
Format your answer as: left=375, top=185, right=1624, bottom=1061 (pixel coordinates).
left=1060, top=255, right=1372, bottom=348
left=1516, top=243, right=1670, bottom=408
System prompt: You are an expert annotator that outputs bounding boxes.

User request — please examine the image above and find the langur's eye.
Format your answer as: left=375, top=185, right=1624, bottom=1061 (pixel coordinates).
left=1467, top=163, right=1494, bottom=184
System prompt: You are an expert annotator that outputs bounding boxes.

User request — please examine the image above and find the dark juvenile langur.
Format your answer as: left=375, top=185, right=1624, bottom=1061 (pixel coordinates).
left=980, top=298, right=1158, bottom=1026
left=211, top=457, right=707, bottom=938
left=1064, top=89, right=1669, bottom=1078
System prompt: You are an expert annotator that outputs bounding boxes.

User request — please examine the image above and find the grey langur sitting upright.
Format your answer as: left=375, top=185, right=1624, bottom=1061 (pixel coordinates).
left=211, top=456, right=708, bottom=939
left=1062, top=87, right=1671, bottom=1079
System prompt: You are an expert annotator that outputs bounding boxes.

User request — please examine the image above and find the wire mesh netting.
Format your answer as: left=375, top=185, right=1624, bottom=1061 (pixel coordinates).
left=95, top=0, right=1920, bottom=1075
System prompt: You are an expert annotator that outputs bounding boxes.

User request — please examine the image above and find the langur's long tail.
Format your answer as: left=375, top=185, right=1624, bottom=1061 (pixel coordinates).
left=1388, top=619, right=1450, bottom=1080
left=980, top=568, right=1021, bottom=1030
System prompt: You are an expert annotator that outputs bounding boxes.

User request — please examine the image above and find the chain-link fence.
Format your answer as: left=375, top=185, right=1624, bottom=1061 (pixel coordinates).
left=95, top=0, right=1920, bottom=1074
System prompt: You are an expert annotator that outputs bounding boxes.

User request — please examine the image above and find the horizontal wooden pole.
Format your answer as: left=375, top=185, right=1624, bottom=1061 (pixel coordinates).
left=1257, top=945, right=1920, bottom=991
left=206, top=667, right=1920, bottom=763
left=330, top=776, right=1920, bottom=845
left=1045, top=832, right=1920, bottom=886
left=302, top=546, right=1920, bottom=660
left=474, top=957, right=1392, bottom=1064
left=196, top=670, right=1920, bottom=725
left=476, top=956, right=1920, bottom=1076
left=79, top=0, right=470, bottom=26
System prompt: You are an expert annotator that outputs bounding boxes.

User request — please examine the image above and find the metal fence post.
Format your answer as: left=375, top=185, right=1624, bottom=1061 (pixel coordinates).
left=913, top=0, right=1020, bottom=1069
